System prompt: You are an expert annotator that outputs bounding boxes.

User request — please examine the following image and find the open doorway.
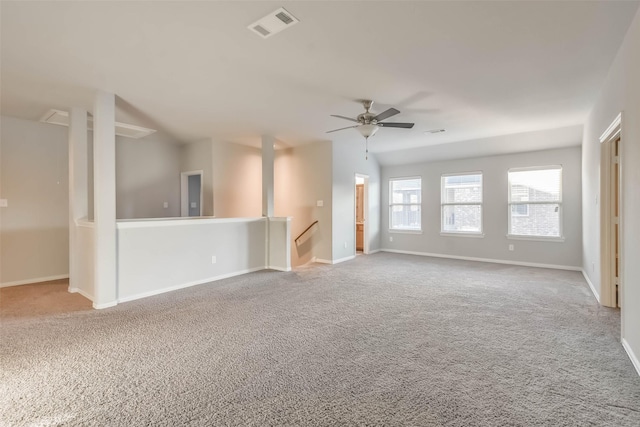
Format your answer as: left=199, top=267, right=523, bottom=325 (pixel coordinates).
left=599, top=113, right=622, bottom=311
left=355, top=174, right=369, bottom=255
left=180, top=170, right=203, bottom=217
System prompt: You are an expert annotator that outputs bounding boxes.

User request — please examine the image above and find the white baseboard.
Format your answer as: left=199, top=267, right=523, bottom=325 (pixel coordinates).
left=622, top=339, right=640, bottom=378
left=93, top=301, right=118, bottom=310
left=380, top=249, right=581, bottom=271
left=314, top=258, right=332, bottom=264
left=581, top=269, right=600, bottom=303
left=332, top=255, right=356, bottom=264
left=68, top=287, right=94, bottom=302
left=1, top=274, right=69, bottom=288
left=117, top=266, right=265, bottom=304
left=367, top=249, right=381, bottom=255
left=268, top=266, right=291, bottom=272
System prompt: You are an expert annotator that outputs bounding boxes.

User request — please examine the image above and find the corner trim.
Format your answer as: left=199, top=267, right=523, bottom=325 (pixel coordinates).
left=581, top=269, right=600, bottom=303
left=368, top=249, right=381, bottom=254
left=333, top=255, right=356, bottom=264
left=117, top=267, right=265, bottom=304
left=93, top=301, right=118, bottom=310
left=380, top=249, right=581, bottom=271
left=1, top=274, right=69, bottom=288
left=68, top=287, right=94, bottom=302
left=622, top=339, right=640, bottom=378
left=314, top=258, right=332, bottom=264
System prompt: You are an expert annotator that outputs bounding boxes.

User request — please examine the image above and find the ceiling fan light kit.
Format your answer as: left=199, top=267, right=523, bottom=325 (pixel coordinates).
left=327, top=100, right=415, bottom=159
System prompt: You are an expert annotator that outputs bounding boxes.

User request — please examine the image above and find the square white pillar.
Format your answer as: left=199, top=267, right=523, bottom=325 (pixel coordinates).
left=68, top=107, right=88, bottom=293
left=262, top=135, right=275, bottom=217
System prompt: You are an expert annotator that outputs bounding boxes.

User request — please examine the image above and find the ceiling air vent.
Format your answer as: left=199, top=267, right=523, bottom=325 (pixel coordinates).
left=248, top=7, right=299, bottom=39
left=39, top=109, right=157, bottom=139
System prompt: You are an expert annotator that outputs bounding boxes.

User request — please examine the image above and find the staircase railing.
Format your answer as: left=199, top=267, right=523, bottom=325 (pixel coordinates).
left=295, top=220, right=318, bottom=245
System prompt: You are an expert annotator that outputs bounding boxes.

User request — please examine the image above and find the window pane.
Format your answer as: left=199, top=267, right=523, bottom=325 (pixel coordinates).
left=442, top=205, right=481, bottom=233
left=391, top=178, right=421, bottom=204
left=510, top=203, right=560, bottom=237
left=442, top=174, right=482, bottom=203
left=391, top=205, right=421, bottom=230
left=509, top=168, right=560, bottom=202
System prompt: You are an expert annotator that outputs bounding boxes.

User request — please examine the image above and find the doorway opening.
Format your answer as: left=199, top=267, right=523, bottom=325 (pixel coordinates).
left=181, top=170, right=203, bottom=217
left=599, top=113, right=622, bottom=312
left=355, top=174, right=369, bottom=255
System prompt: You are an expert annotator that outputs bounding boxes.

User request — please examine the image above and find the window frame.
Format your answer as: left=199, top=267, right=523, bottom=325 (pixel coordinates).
left=389, top=176, right=422, bottom=233
left=440, top=171, right=484, bottom=237
left=507, top=165, right=564, bottom=242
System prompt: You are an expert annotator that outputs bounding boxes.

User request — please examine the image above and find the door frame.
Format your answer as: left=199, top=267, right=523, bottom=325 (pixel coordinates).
left=355, top=173, right=370, bottom=255
left=599, top=112, right=623, bottom=311
left=180, top=170, right=204, bottom=217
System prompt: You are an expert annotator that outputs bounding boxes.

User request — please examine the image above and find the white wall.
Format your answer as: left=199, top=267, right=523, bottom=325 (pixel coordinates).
left=381, top=146, right=582, bottom=269
left=0, top=116, right=69, bottom=285
left=275, top=141, right=333, bottom=266
left=116, top=133, right=181, bottom=219
left=332, top=139, right=382, bottom=262
left=116, top=218, right=267, bottom=302
left=180, top=139, right=213, bottom=216
left=582, top=6, right=640, bottom=372
left=212, top=141, right=262, bottom=218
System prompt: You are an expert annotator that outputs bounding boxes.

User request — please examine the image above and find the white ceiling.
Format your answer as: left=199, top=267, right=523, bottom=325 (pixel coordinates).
left=1, top=1, right=638, bottom=163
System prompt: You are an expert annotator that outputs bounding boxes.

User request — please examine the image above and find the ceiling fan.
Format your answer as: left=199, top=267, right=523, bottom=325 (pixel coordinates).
left=327, top=100, right=415, bottom=139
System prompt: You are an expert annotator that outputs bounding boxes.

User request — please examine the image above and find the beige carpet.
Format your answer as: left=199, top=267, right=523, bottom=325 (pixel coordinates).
left=0, top=279, right=92, bottom=319
left=1, top=253, right=639, bottom=426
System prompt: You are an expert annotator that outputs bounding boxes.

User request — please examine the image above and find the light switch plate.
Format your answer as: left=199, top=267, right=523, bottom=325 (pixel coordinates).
left=317, top=200, right=323, bottom=207
left=190, top=202, right=197, bottom=208
left=0, top=199, right=7, bottom=208
left=163, top=202, right=169, bottom=208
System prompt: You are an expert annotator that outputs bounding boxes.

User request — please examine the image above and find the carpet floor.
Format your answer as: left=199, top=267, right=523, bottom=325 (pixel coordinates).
left=1, top=253, right=639, bottom=426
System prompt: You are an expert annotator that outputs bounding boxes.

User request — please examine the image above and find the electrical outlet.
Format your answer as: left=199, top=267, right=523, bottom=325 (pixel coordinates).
left=163, top=202, right=169, bottom=208
left=211, top=256, right=217, bottom=264
left=508, top=244, right=514, bottom=251
left=344, top=242, right=347, bottom=249
left=592, top=262, right=595, bottom=272
left=389, top=236, right=393, bottom=242
left=317, top=200, right=323, bottom=207
left=0, top=199, right=7, bottom=208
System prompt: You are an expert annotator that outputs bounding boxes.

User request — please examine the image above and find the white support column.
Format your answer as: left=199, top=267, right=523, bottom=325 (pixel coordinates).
left=93, top=92, right=117, bottom=308
left=68, top=108, right=88, bottom=293
left=262, top=135, right=275, bottom=217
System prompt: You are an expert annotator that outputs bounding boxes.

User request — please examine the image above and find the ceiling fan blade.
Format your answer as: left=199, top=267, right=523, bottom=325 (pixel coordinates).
left=326, top=125, right=358, bottom=133
left=330, top=114, right=358, bottom=123
left=372, top=108, right=400, bottom=122
left=378, top=122, right=415, bottom=129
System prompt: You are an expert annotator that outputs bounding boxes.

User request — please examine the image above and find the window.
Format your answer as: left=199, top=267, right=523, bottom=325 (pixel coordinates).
left=389, top=177, right=421, bottom=231
left=441, top=173, right=483, bottom=234
left=508, top=166, right=562, bottom=238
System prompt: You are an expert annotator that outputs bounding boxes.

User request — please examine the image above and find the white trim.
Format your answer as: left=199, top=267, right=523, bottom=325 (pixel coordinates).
left=507, top=235, right=565, bottom=242
left=268, top=266, right=292, bottom=272
left=388, top=229, right=423, bottom=234
left=380, top=249, right=581, bottom=271
left=118, top=267, right=265, bottom=304
left=622, top=339, right=640, bottom=378
left=440, top=232, right=485, bottom=238
left=333, top=255, right=356, bottom=264
left=368, top=249, right=381, bottom=254
left=68, top=287, right=94, bottom=302
left=581, top=269, right=600, bottom=303
left=599, top=112, right=622, bottom=143
left=116, top=217, right=263, bottom=229
left=93, top=301, right=117, bottom=310
left=1, top=274, right=69, bottom=288
left=76, top=219, right=94, bottom=228
left=314, top=258, right=332, bottom=264
left=268, top=217, right=292, bottom=222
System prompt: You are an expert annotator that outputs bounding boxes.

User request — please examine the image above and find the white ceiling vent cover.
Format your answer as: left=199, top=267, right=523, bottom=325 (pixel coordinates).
left=248, top=7, right=299, bottom=39
left=40, top=109, right=156, bottom=139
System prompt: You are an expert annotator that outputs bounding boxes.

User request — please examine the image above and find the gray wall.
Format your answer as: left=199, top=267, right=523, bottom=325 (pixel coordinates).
left=0, top=116, right=69, bottom=285
left=381, top=146, right=582, bottom=268
left=116, top=133, right=181, bottom=219
left=332, top=139, right=382, bottom=261
left=275, top=141, right=333, bottom=266
left=582, top=6, right=640, bottom=368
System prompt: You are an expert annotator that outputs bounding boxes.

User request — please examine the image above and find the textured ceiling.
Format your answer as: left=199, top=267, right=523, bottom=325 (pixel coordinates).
left=1, top=1, right=638, bottom=162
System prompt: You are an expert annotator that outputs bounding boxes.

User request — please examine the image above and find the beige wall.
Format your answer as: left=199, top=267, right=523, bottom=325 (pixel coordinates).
left=0, top=116, right=69, bottom=285
left=275, top=141, right=333, bottom=266
left=212, top=141, right=262, bottom=218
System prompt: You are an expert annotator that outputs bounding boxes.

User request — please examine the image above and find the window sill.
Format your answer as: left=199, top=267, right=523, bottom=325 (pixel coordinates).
left=389, top=229, right=423, bottom=235
left=440, top=232, right=485, bottom=238
left=507, top=234, right=565, bottom=243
